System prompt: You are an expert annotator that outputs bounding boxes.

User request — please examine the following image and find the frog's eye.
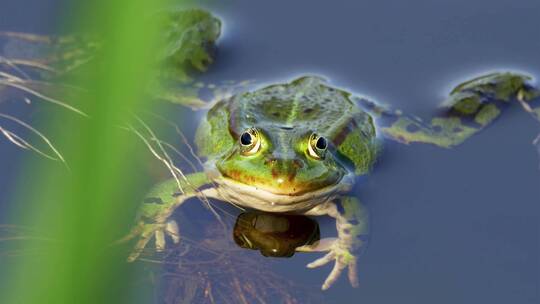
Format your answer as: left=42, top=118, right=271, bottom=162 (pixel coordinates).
left=240, top=128, right=261, bottom=155
left=307, top=133, right=328, bottom=159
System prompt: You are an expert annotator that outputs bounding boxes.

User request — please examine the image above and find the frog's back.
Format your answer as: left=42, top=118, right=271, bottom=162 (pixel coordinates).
left=230, top=76, right=358, bottom=132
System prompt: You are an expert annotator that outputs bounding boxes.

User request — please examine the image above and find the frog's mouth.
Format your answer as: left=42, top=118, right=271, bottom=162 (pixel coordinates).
left=212, top=173, right=353, bottom=212
left=215, top=161, right=347, bottom=196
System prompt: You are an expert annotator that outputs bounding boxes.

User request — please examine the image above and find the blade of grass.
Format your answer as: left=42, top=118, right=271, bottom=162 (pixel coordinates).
left=1, top=1, right=192, bottom=304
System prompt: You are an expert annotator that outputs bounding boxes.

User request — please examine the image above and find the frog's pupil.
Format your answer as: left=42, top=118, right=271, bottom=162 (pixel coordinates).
left=241, top=132, right=253, bottom=145
left=316, top=137, right=327, bottom=150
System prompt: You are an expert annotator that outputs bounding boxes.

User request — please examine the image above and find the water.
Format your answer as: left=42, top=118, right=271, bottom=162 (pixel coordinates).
left=0, top=0, right=65, bottom=222
left=1, top=0, right=539, bottom=303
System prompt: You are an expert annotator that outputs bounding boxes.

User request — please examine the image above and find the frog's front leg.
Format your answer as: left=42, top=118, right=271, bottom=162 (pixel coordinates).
left=120, top=172, right=220, bottom=262
left=303, top=196, right=369, bottom=290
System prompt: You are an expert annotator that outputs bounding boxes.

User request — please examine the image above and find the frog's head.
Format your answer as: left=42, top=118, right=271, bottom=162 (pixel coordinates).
left=216, top=125, right=347, bottom=196
left=199, top=76, right=378, bottom=198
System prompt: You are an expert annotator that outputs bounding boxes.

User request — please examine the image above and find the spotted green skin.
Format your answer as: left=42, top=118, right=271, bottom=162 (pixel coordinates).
left=366, top=72, right=540, bottom=148
left=196, top=76, right=379, bottom=195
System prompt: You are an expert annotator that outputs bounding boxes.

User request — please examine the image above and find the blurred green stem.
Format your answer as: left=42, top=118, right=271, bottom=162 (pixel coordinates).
left=0, top=0, right=195, bottom=303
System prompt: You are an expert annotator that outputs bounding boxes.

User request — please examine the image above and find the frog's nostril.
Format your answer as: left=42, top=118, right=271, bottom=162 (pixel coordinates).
left=265, top=158, right=278, bottom=166
left=292, top=159, right=304, bottom=169
left=266, top=158, right=303, bottom=169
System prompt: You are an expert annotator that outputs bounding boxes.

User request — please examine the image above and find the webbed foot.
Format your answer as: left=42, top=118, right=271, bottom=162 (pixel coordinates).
left=118, top=219, right=180, bottom=262
left=306, top=239, right=359, bottom=290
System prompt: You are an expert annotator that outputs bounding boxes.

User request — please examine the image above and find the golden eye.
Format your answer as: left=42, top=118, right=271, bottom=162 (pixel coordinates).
left=240, top=128, right=261, bottom=155
left=307, top=133, right=327, bottom=159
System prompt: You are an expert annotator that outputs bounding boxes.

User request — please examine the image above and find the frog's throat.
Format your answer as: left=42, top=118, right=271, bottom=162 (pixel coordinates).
left=209, top=169, right=354, bottom=213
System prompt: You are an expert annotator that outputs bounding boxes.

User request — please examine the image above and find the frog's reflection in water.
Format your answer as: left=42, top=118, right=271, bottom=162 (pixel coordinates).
left=157, top=210, right=324, bottom=304
left=233, top=212, right=320, bottom=257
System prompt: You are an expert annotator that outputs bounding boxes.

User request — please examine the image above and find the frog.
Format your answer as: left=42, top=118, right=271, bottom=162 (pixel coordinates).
left=113, top=7, right=540, bottom=290
left=2, top=8, right=540, bottom=291
left=122, top=73, right=540, bottom=291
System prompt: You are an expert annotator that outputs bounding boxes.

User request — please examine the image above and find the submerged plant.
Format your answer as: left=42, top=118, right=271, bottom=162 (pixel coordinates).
left=140, top=217, right=322, bottom=304
left=0, top=47, right=85, bottom=165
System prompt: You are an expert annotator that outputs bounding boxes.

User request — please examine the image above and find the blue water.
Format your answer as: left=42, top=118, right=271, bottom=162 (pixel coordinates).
left=1, top=0, right=539, bottom=303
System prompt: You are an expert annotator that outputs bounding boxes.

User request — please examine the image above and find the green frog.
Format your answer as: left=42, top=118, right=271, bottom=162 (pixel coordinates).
left=114, top=8, right=540, bottom=291
left=2, top=8, right=539, bottom=291
left=123, top=74, right=539, bottom=291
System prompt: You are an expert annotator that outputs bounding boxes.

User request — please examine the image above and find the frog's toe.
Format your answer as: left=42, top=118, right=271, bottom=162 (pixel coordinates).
left=306, top=250, right=345, bottom=290
left=156, top=219, right=180, bottom=251
left=128, top=220, right=181, bottom=258
left=306, top=251, right=335, bottom=268
left=321, top=258, right=347, bottom=290
left=307, top=245, right=360, bottom=290
left=321, top=254, right=359, bottom=290
left=348, top=258, right=359, bottom=288
left=155, top=229, right=166, bottom=252
left=165, top=219, right=180, bottom=244
left=127, top=226, right=156, bottom=262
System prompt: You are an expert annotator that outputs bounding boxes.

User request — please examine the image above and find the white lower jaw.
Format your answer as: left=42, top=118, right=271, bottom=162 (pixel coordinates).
left=212, top=174, right=353, bottom=213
